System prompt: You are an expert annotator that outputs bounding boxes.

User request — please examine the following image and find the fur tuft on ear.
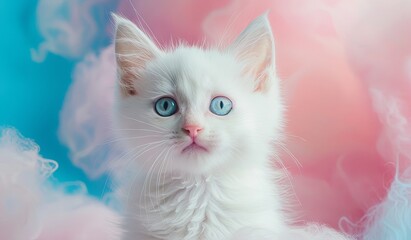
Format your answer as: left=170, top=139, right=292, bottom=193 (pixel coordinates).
left=112, top=13, right=160, bottom=97
left=228, top=13, right=276, bottom=93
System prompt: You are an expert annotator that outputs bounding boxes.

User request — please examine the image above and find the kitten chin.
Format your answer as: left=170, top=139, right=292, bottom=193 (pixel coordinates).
left=111, top=13, right=351, bottom=240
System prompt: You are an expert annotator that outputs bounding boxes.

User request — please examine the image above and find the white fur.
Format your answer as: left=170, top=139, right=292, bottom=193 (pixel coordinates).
left=112, top=14, right=350, bottom=240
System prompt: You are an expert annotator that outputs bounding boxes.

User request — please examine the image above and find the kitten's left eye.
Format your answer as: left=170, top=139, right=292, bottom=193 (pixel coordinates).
left=210, top=96, right=233, bottom=116
left=155, top=97, right=178, bottom=117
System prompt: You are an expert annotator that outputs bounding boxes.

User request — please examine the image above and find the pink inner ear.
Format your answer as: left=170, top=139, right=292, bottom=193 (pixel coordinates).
left=252, top=71, right=269, bottom=92
left=118, top=69, right=138, bottom=96
left=230, top=19, right=275, bottom=92
left=128, top=88, right=137, bottom=95
left=238, top=54, right=273, bottom=92
left=114, top=16, right=159, bottom=97
left=253, top=56, right=273, bottom=92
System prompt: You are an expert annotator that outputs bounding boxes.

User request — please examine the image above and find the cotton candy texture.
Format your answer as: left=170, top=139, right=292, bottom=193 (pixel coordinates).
left=0, top=128, right=121, bottom=240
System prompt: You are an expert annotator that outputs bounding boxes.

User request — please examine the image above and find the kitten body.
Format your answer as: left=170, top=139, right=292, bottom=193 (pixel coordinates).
left=112, top=14, right=347, bottom=240
left=121, top=160, right=287, bottom=240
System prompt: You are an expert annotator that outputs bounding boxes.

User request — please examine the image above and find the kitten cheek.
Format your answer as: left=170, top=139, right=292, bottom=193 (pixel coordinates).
left=209, top=136, right=226, bottom=151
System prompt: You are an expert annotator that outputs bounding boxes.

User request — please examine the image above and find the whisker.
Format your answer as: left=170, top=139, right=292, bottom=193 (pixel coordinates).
left=127, top=0, right=163, bottom=50
left=121, top=114, right=167, bottom=131
left=273, top=155, right=302, bottom=207
left=111, top=128, right=165, bottom=134
left=277, top=143, right=303, bottom=169
left=100, top=135, right=164, bottom=145
left=100, top=144, right=142, bottom=197
left=218, top=10, right=244, bottom=49
left=141, top=146, right=169, bottom=214
left=284, top=133, right=307, bottom=143
left=155, top=145, right=173, bottom=206
left=121, top=140, right=168, bottom=169
left=125, top=142, right=166, bottom=205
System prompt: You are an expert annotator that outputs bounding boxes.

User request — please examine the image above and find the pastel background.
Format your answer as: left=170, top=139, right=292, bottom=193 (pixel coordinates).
left=1, top=0, right=411, bottom=238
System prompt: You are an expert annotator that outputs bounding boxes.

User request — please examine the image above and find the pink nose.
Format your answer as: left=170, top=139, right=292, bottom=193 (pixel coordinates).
left=182, top=125, right=203, bottom=138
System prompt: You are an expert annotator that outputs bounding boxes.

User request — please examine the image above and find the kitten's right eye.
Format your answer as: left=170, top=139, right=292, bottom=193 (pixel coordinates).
left=155, top=97, right=178, bottom=117
left=210, top=96, right=232, bottom=116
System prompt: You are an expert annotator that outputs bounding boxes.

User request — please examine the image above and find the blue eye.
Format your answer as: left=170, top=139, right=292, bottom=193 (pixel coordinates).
left=210, top=96, right=233, bottom=116
left=155, top=97, right=178, bottom=117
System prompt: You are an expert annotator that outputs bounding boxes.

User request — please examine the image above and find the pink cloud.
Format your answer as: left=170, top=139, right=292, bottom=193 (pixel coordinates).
left=32, top=0, right=110, bottom=61
left=59, top=45, right=122, bottom=179
left=0, top=128, right=120, bottom=240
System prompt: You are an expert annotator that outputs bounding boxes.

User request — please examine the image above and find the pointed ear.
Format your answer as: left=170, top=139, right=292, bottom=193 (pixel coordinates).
left=228, top=13, right=275, bottom=92
left=112, top=13, right=161, bottom=97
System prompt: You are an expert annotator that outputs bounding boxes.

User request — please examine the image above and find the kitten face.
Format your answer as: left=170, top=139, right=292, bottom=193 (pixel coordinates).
left=113, top=14, right=284, bottom=174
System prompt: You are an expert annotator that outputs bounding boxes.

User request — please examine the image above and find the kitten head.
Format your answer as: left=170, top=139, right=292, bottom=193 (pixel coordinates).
left=112, top=13, right=284, bottom=175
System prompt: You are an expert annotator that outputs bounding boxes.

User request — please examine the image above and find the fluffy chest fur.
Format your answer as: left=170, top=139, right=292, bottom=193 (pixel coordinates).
left=122, top=165, right=286, bottom=240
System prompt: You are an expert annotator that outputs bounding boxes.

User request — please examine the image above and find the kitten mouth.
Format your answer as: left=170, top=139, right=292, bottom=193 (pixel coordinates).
left=182, top=142, right=208, bottom=153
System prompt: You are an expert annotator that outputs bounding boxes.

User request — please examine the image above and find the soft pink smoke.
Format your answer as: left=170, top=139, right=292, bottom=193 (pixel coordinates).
left=59, top=46, right=123, bottom=179
left=0, top=128, right=120, bottom=240
left=0, top=128, right=53, bottom=240
left=32, top=0, right=109, bottom=61
left=59, top=0, right=411, bottom=232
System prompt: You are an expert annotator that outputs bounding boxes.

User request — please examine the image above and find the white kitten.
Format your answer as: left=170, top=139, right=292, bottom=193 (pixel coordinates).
left=111, top=14, right=350, bottom=240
